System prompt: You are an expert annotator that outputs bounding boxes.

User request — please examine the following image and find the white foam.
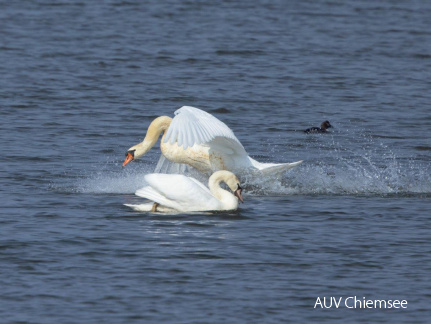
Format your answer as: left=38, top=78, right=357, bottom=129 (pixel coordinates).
left=72, top=132, right=431, bottom=196
left=281, top=159, right=431, bottom=195
left=75, top=165, right=152, bottom=194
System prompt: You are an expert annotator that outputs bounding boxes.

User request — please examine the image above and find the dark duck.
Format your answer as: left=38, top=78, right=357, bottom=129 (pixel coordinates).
left=304, top=121, right=333, bottom=134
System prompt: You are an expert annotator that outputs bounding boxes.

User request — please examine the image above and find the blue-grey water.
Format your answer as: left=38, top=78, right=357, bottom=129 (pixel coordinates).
left=1, top=1, right=431, bottom=323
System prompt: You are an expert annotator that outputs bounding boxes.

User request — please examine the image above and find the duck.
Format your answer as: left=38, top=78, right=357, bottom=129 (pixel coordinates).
left=304, top=121, right=333, bottom=134
left=123, top=106, right=302, bottom=176
left=124, top=170, right=244, bottom=212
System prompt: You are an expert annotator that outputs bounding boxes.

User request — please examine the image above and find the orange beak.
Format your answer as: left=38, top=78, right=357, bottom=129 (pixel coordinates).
left=123, top=152, right=134, bottom=167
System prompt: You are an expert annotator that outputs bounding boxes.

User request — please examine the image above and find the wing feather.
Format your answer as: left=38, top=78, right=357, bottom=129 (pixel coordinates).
left=164, top=106, right=245, bottom=150
left=143, top=173, right=215, bottom=204
left=154, top=154, right=189, bottom=174
left=135, top=186, right=183, bottom=210
left=136, top=173, right=221, bottom=211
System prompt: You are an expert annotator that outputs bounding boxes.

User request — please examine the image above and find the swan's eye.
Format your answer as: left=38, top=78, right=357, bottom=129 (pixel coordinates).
left=126, top=149, right=136, bottom=157
left=237, top=183, right=242, bottom=190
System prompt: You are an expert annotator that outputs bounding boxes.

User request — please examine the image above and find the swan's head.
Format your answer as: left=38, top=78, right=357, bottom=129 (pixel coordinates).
left=123, top=146, right=136, bottom=167
left=122, top=116, right=173, bottom=167
left=123, top=143, right=149, bottom=167
left=234, top=183, right=244, bottom=203
left=321, top=121, right=332, bottom=130
left=223, top=172, right=244, bottom=203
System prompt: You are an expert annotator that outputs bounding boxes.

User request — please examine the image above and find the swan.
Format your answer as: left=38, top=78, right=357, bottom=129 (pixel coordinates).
left=124, top=170, right=244, bottom=212
left=123, top=106, right=302, bottom=176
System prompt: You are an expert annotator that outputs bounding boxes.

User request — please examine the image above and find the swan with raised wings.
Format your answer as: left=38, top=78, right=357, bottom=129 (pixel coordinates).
left=123, top=106, right=302, bottom=176
left=125, top=170, right=244, bottom=212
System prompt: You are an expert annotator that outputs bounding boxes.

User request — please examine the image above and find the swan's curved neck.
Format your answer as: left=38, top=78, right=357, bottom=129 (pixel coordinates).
left=134, top=116, right=172, bottom=159
left=208, top=171, right=238, bottom=210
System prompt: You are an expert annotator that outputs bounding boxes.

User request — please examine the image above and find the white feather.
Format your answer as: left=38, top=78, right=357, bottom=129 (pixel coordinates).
left=164, top=106, right=245, bottom=150
left=126, top=106, right=303, bottom=178
left=128, top=171, right=242, bottom=213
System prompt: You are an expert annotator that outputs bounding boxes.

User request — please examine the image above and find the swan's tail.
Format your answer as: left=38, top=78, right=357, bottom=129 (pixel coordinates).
left=136, top=186, right=167, bottom=204
left=135, top=186, right=182, bottom=211
left=248, top=157, right=303, bottom=176
left=124, top=186, right=165, bottom=212
left=124, top=203, right=176, bottom=213
left=124, top=203, right=155, bottom=212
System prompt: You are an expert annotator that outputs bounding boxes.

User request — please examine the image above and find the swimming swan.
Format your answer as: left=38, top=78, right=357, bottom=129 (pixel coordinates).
left=125, top=170, right=244, bottom=212
left=123, top=106, right=302, bottom=176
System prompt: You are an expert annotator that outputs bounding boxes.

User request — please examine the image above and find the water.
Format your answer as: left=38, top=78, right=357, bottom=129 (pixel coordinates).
left=1, top=0, right=431, bottom=323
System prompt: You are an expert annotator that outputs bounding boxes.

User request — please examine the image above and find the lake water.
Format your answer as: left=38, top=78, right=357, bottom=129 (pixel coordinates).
left=1, top=0, right=431, bottom=323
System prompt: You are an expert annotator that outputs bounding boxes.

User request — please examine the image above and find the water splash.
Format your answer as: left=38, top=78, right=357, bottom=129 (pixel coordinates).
left=282, top=158, right=431, bottom=195
left=74, top=164, right=153, bottom=194
left=272, top=129, right=431, bottom=195
left=71, top=129, right=431, bottom=196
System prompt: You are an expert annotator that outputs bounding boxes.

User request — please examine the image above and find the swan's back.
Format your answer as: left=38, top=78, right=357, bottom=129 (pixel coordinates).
left=138, top=173, right=221, bottom=211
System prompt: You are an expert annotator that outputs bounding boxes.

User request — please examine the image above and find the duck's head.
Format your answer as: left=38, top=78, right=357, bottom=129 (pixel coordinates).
left=321, top=121, right=332, bottom=130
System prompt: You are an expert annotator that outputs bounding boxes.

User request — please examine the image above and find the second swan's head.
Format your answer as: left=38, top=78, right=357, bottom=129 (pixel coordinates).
left=234, top=183, right=244, bottom=203
left=123, top=116, right=172, bottom=167
left=212, top=170, right=244, bottom=203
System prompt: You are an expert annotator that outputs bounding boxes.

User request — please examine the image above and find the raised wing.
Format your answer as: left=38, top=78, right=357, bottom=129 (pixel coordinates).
left=163, top=106, right=245, bottom=150
left=207, top=137, right=247, bottom=156
left=154, top=154, right=189, bottom=174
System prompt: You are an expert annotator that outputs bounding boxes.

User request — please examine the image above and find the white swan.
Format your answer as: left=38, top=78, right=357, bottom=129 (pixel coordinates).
left=123, top=106, right=302, bottom=176
left=125, top=170, right=244, bottom=212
